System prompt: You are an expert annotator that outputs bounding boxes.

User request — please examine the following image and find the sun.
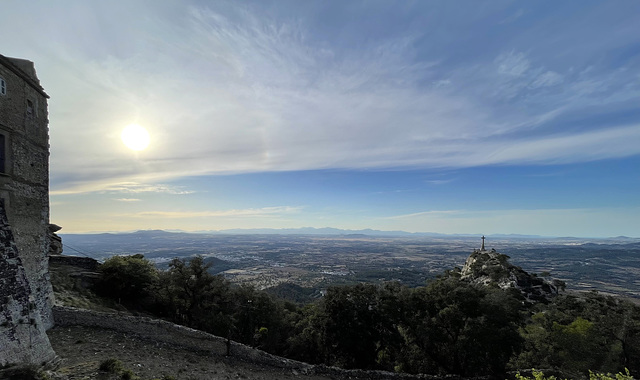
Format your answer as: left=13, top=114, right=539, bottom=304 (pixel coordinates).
left=121, top=124, right=150, bottom=151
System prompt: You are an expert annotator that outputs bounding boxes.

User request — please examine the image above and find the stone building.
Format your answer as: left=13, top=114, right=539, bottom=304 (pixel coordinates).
left=0, top=54, right=56, bottom=365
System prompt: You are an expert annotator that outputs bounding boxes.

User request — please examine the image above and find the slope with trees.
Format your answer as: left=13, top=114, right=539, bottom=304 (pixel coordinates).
left=87, top=253, right=640, bottom=379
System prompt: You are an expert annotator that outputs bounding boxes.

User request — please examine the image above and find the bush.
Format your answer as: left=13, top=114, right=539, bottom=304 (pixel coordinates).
left=2, top=365, right=50, bottom=380
left=589, top=368, right=633, bottom=380
left=98, top=358, right=123, bottom=373
left=514, top=368, right=633, bottom=380
left=120, top=368, right=139, bottom=380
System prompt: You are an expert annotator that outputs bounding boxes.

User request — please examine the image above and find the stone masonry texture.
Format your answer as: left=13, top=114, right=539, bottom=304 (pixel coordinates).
left=0, top=54, right=56, bottom=365
left=0, top=199, right=55, bottom=366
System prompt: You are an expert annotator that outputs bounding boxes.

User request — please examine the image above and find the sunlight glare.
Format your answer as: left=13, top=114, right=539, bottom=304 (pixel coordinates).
left=121, top=124, right=150, bottom=151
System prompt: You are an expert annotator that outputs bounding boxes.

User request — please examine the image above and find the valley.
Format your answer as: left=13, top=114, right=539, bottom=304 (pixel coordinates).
left=60, top=231, right=640, bottom=300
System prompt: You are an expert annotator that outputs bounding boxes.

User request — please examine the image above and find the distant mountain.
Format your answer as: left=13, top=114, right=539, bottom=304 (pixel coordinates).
left=60, top=228, right=639, bottom=241
left=193, top=227, right=438, bottom=237
left=488, top=233, right=544, bottom=239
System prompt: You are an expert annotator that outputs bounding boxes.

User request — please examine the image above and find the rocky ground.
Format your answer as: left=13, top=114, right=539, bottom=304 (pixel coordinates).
left=48, top=325, right=334, bottom=380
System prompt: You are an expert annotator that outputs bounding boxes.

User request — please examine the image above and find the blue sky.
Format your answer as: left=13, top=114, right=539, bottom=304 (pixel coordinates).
left=1, top=1, right=639, bottom=236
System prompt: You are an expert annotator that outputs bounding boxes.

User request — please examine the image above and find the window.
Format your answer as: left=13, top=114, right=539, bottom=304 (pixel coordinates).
left=0, top=78, right=5, bottom=95
left=27, top=99, right=33, bottom=116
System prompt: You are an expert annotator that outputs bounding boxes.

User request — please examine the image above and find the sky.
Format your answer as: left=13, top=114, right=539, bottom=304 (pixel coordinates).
left=1, top=0, right=639, bottom=237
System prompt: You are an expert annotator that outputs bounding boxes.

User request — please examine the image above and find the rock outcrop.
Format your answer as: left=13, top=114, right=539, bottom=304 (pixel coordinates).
left=48, top=224, right=63, bottom=256
left=460, top=247, right=561, bottom=303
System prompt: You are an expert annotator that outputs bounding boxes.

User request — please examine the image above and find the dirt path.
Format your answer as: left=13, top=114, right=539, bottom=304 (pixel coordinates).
left=48, top=325, right=335, bottom=380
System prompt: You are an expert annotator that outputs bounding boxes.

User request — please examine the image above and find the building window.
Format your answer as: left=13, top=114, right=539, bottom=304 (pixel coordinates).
left=0, top=78, right=5, bottom=95
left=26, top=99, right=34, bottom=116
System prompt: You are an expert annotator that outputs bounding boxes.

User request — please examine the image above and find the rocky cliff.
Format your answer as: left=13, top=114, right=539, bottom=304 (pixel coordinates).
left=460, top=248, right=562, bottom=302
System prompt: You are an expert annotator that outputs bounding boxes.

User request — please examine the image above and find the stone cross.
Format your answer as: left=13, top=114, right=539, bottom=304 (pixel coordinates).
left=481, top=235, right=485, bottom=251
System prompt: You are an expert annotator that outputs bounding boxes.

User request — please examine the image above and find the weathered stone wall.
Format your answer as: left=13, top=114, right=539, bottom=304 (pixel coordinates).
left=49, top=255, right=99, bottom=272
left=0, top=200, right=55, bottom=366
left=0, top=55, right=55, bottom=365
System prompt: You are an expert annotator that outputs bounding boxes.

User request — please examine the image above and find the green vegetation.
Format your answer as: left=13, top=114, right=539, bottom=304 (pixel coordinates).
left=98, top=358, right=124, bottom=373
left=92, top=254, right=640, bottom=378
left=515, top=368, right=634, bottom=380
left=96, top=254, right=158, bottom=303
left=98, top=358, right=140, bottom=380
left=1, top=365, right=51, bottom=380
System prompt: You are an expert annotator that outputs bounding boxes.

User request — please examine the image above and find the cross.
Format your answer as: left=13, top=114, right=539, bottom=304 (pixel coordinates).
left=481, top=235, right=485, bottom=251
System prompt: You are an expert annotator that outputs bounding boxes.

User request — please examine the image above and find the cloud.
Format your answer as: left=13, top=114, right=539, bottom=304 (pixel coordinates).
left=114, top=198, right=141, bottom=202
left=124, top=206, right=303, bottom=219
left=51, top=181, right=195, bottom=196
left=2, top=2, right=639, bottom=195
left=424, top=179, right=455, bottom=185
left=102, top=183, right=195, bottom=195
left=500, top=9, right=526, bottom=24
left=384, top=210, right=463, bottom=220
left=496, top=50, right=530, bottom=76
left=530, top=71, right=564, bottom=88
left=477, top=124, right=640, bottom=166
left=381, top=207, right=640, bottom=237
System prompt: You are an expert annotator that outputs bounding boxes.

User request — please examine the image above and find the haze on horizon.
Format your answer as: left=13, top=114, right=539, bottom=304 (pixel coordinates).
left=1, top=1, right=638, bottom=238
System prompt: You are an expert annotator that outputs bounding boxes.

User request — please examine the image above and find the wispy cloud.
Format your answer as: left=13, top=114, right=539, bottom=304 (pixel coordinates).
left=2, top=2, right=639, bottom=195
left=529, top=71, right=564, bottom=88
left=383, top=210, right=463, bottom=220
left=51, top=181, right=195, bottom=196
left=125, top=206, right=303, bottom=219
left=380, top=207, right=640, bottom=237
left=114, top=198, right=141, bottom=202
left=424, top=179, right=455, bottom=185
left=500, top=9, right=526, bottom=24
left=496, top=50, right=530, bottom=77
left=102, top=183, right=194, bottom=195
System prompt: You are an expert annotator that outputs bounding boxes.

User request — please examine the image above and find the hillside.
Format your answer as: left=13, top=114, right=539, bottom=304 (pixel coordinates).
left=44, top=244, right=640, bottom=379
left=48, top=324, right=333, bottom=380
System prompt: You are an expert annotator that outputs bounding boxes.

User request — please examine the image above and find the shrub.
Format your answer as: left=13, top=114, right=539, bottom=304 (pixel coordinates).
left=589, top=368, right=633, bottom=380
left=120, top=368, right=139, bottom=380
left=2, top=365, right=50, bottom=380
left=515, top=369, right=565, bottom=380
left=98, top=358, right=123, bottom=373
left=514, top=368, right=634, bottom=380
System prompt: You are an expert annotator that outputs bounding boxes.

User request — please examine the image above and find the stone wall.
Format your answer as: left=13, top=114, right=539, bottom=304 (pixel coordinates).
left=0, top=54, right=55, bottom=365
left=49, top=255, right=99, bottom=272
left=0, top=200, right=55, bottom=366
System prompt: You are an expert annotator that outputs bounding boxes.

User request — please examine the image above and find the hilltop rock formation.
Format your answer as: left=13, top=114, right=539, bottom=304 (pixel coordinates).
left=460, top=244, right=563, bottom=303
left=48, top=224, right=63, bottom=256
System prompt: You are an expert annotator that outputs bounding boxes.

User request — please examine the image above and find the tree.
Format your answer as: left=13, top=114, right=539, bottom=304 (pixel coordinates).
left=312, top=282, right=406, bottom=370
left=513, top=293, right=640, bottom=377
left=156, top=256, right=233, bottom=335
left=230, top=284, right=292, bottom=354
left=400, top=277, right=523, bottom=376
left=320, top=284, right=382, bottom=369
left=285, top=303, right=325, bottom=364
left=96, top=254, right=157, bottom=303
